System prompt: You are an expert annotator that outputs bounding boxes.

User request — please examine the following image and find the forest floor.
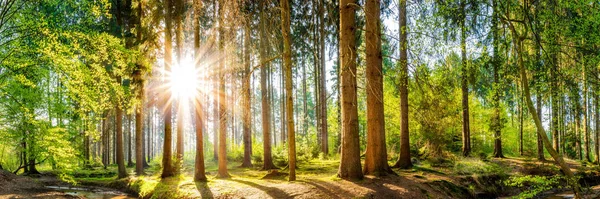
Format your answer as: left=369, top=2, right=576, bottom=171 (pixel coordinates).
left=3, top=156, right=600, bottom=198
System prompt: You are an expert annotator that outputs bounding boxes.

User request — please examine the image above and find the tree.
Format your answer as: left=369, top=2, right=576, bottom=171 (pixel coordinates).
left=161, top=0, right=175, bottom=178
left=259, top=1, right=277, bottom=171
left=393, top=0, right=412, bottom=169
left=134, top=0, right=146, bottom=175
left=337, top=0, right=363, bottom=180
left=193, top=0, right=207, bottom=182
left=174, top=0, right=185, bottom=166
left=363, top=0, right=394, bottom=176
left=459, top=0, right=471, bottom=157
left=318, top=0, right=328, bottom=155
left=216, top=0, right=230, bottom=178
left=240, top=1, right=253, bottom=168
left=115, top=90, right=127, bottom=179
left=491, top=0, right=504, bottom=158
left=280, top=0, right=296, bottom=181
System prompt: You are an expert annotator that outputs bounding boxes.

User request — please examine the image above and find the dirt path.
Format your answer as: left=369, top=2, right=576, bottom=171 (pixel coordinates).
left=0, top=170, right=76, bottom=199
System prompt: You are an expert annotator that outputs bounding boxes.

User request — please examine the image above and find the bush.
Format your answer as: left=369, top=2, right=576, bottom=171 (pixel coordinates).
left=503, top=175, right=564, bottom=199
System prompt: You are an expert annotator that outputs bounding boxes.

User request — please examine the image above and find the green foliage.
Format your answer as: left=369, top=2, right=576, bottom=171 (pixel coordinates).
left=452, top=158, right=506, bottom=176
left=504, top=175, right=564, bottom=199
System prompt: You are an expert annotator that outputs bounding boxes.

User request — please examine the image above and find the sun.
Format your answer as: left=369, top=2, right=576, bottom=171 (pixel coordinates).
left=170, top=57, right=200, bottom=101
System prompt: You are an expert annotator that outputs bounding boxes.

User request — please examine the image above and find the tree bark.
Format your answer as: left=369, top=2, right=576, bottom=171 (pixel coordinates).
left=460, top=0, right=470, bottom=157
left=161, top=0, right=175, bottom=178
left=115, top=91, right=127, bottom=178
left=134, top=0, right=145, bottom=172
left=393, top=0, right=411, bottom=169
left=363, top=0, right=394, bottom=176
left=491, top=0, right=503, bottom=158
left=259, top=2, right=277, bottom=170
left=318, top=0, right=328, bottom=155
left=241, top=9, right=253, bottom=168
left=595, top=85, right=599, bottom=164
left=337, top=0, right=363, bottom=180
left=536, top=93, right=545, bottom=161
left=583, top=64, right=590, bottom=162
left=192, top=0, right=207, bottom=182
left=281, top=0, right=296, bottom=181
left=216, top=0, right=230, bottom=178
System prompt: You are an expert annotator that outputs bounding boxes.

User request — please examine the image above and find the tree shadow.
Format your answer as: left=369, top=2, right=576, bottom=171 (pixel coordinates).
left=299, top=180, right=347, bottom=199
left=195, top=182, right=214, bottom=199
left=229, top=179, right=290, bottom=198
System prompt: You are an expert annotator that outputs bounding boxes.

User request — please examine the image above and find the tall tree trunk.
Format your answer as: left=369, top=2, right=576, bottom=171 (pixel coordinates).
left=577, top=105, right=582, bottom=160
left=281, top=0, right=296, bottom=181
left=536, top=93, right=545, bottom=160
left=259, top=2, right=276, bottom=170
left=337, top=0, right=363, bottom=180
left=394, top=0, right=412, bottom=169
left=115, top=88, right=127, bottom=178
left=144, top=109, right=150, bottom=167
left=595, top=87, right=599, bottom=164
left=134, top=0, right=145, bottom=172
left=583, top=64, right=590, bottom=162
left=102, top=112, right=108, bottom=169
left=363, top=0, right=394, bottom=176
left=319, top=0, right=328, bottom=155
left=519, top=83, right=524, bottom=156
left=241, top=10, right=253, bottom=168
left=135, top=83, right=145, bottom=174
left=127, top=115, right=133, bottom=167
left=460, top=0, right=471, bottom=157
left=216, top=0, right=229, bottom=178
left=192, top=0, right=207, bottom=182
left=174, top=0, right=185, bottom=167
left=491, top=0, right=503, bottom=158
left=212, top=0, right=219, bottom=162
left=161, top=0, right=175, bottom=178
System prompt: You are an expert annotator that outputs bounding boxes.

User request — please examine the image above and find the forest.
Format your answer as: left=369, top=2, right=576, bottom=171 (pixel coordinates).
left=0, top=0, right=599, bottom=198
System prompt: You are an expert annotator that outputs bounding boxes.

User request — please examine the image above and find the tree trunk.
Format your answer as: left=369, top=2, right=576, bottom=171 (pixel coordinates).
left=241, top=11, right=253, bottom=168
left=127, top=114, right=133, bottom=167
left=594, top=88, right=600, bottom=164
left=259, top=2, right=277, bottom=170
left=583, top=65, right=590, bottom=162
left=393, top=0, right=412, bottom=169
left=519, top=83, right=524, bottom=156
left=536, top=93, right=545, bottom=161
left=460, top=1, right=470, bottom=157
left=280, top=0, right=296, bottom=181
left=102, top=112, right=108, bottom=169
left=337, top=0, right=363, bottom=180
left=192, top=0, right=207, bottom=181
left=577, top=104, right=582, bottom=160
left=134, top=0, right=145, bottom=171
left=161, top=0, right=175, bottom=178
left=491, top=1, right=503, bottom=158
left=216, top=0, right=230, bottom=178
left=174, top=0, right=184, bottom=167
left=135, top=76, right=145, bottom=174
left=115, top=94, right=127, bottom=179
left=363, top=0, right=394, bottom=176
left=318, top=0, right=328, bottom=155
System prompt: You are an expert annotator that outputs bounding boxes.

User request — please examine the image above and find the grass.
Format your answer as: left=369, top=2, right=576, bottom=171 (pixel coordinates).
left=60, top=155, right=593, bottom=198
left=70, top=157, right=344, bottom=198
